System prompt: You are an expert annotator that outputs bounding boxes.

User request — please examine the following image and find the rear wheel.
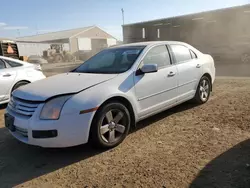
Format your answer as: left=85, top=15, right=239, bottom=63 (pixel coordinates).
left=90, top=102, right=131, bottom=149
left=193, top=76, right=211, bottom=104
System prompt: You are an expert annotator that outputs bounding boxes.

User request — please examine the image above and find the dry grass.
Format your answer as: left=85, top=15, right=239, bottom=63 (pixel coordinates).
left=0, top=78, right=250, bottom=188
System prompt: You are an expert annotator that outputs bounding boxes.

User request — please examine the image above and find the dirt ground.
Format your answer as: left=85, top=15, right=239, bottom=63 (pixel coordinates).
left=1, top=77, right=250, bottom=188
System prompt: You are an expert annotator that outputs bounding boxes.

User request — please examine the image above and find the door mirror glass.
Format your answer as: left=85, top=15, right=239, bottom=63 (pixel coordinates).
left=140, top=64, right=158, bottom=74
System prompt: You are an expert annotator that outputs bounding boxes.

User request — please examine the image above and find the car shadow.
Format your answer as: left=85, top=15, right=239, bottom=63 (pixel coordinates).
left=0, top=101, right=198, bottom=187
left=0, top=104, right=7, bottom=110
left=190, top=139, right=250, bottom=188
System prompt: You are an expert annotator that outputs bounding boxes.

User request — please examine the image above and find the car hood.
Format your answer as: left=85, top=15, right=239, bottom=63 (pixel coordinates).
left=13, top=73, right=117, bottom=101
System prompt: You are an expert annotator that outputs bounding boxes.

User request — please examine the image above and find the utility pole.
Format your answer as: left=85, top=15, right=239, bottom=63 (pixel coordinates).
left=121, top=8, right=124, bottom=25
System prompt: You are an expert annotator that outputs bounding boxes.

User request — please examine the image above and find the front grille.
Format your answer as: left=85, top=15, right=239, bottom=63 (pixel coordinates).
left=15, top=126, right=28, bottom=137
left=8, top=96, right=41, bottom=117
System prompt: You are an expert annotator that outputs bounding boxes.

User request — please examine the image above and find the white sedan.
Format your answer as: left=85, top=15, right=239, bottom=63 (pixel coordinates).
left=0, top=56, right=46, bottom=105
left=5, top=41, right=215, bottom=148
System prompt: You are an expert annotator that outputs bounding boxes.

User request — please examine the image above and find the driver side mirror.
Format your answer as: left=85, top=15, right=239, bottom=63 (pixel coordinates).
left=136, top=64, right=158, bottom=75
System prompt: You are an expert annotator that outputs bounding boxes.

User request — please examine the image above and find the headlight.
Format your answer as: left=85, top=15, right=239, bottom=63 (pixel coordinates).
left=40, top=95, right=72, bottom=120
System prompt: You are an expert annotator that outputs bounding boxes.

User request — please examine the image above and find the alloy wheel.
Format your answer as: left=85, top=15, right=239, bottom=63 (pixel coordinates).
left=199, top=79, right=209, bottom=102
left=100, top=109, right=127, bottom=143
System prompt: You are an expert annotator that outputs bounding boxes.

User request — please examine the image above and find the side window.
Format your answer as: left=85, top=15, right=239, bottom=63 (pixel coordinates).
left=5, top=60, right=22, bottom=67
left=142, top=45, right=171, bottom=68
left=190, top=50, right=197, bottom=59
left=171, top=45, right=192, bottom=63
left=0, top=59, right=6, bottom=69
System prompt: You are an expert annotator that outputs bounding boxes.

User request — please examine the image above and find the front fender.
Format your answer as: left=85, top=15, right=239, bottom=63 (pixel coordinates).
left=61, top=80, right=139, bottom=121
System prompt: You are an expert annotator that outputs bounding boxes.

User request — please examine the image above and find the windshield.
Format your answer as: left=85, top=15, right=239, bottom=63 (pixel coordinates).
left=73, top=46, right=145, bottom=74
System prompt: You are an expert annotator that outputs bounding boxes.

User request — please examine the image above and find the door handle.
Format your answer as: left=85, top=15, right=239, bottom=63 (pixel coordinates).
left=168, top=71, right=176, bottom=77
left=196, top=64, right=201, bottom=68
left=2, top=73, right=11, bottom=77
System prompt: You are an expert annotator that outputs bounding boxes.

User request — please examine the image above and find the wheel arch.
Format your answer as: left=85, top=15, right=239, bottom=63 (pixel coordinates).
left=11, top=80, right=31, bottom=92
left=96, top=96, right=136, bottom=128
left=202, top=73, right=212, bottom=91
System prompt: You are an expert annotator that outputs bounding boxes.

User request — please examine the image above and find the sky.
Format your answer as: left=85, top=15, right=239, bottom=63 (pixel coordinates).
left=0, top=0, right=249, bottom=40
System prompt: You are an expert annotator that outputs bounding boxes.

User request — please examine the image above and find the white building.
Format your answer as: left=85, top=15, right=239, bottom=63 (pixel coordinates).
left=16, top=25, right=118, bottom=59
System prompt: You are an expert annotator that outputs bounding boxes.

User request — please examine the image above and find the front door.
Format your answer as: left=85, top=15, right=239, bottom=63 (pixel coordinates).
left=0, top=59, right=16, bottom=101
left=133, top=45, right=178, bottom=118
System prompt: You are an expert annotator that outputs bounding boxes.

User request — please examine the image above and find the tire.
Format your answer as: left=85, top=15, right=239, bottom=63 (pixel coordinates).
left=193, top=76, right=211, bottom=104
left=11, top=81, right=29, bottom=93
left=54, top=54, right=63, bottom=63
left=90, top=102, right=131, bottom=149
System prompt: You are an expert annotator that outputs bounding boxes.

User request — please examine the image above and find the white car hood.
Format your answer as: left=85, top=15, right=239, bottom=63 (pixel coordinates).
left=13, top=73, right=117, bottom=101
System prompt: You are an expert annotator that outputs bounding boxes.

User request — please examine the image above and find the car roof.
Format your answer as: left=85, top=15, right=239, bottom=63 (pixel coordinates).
left=111, top=41, right=203, bottom=55
left=113, top=41, right=189, bottom=48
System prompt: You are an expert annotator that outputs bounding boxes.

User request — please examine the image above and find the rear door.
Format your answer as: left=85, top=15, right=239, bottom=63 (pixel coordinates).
left=170, top=44, right=202, bottom=102
left=0, top=59, right=17, bottom=101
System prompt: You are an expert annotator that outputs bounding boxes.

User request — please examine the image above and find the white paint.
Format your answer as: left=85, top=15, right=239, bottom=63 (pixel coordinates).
left=13, top=73, right=117, bottom=101
left=78, top=38, right=91, bottom=50
left=107, top=38, right=117, bottom=47
left=0, top=55, right=46, bottom=104
left=7, top=41, right=215, bottom=148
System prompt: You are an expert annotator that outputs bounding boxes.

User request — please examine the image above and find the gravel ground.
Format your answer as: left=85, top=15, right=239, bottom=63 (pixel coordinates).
left=0, top=78, right=250, bottom=188
left=41, top=61, right=82, bottom=76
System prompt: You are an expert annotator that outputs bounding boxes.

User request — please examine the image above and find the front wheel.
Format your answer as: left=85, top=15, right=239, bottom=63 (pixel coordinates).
left=193, top=76, right=211, bottom=104
left=90, top=102, right=131, bottom=149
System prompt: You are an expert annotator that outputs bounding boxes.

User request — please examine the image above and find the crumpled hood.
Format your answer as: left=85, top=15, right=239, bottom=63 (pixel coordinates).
left=13, top=73, right=117, bottom=101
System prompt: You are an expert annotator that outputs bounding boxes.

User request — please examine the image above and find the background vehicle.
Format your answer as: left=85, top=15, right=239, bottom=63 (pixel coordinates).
left=0, top=39, right=19, bottom=59
left=5, top=41, right=215, bottom=149
left=0, top=56, right=46, bottom=104
left=43, top=44, right=75, bottom=63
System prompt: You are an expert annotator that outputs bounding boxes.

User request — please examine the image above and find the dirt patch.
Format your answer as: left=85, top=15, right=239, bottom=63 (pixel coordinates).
left=0, top=78, right=250, bottom=188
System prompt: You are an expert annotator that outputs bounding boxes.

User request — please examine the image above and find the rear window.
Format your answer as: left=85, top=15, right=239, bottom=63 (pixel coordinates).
left=4, top=60, right=22, bottom=67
